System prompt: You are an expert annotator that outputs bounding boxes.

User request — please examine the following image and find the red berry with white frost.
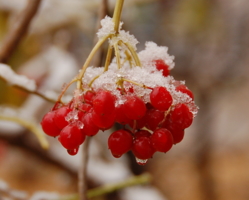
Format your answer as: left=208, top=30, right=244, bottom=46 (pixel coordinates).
left=92, top=90, right=116, bottom=116
left=123, top=96, right=146, bottom=120
left=150, top=86, right=173, bottom=111
left=154, top=59, right=170, bottom=77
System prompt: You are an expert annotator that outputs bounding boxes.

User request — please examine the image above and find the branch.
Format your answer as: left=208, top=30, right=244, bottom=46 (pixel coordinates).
left=0, top=0, right=41, bottom=63
left=0, top=115, right=49, bottom=149
left=78, top=138, right=91, bottom=200
left=60, top=173, right=152, bottom=200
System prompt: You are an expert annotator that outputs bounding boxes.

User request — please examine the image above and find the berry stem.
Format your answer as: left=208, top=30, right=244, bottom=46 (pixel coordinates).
left=78, top=137, right=91, bottom=200
left=120, top=40, right=141, bottom=67
left=114, top=42, right=122, bottom=69
left=113, top=0, right=124, bottom=33
left=104, top=44, right=113, bottom=71
left=122, top=78, right=152, bottom=90
left=77, top=34, right=110, bottom=89
left=57, top=78, right=78, bottom=103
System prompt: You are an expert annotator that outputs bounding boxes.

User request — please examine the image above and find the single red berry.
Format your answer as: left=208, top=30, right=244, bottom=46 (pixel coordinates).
left=123, top=96, right=146, bottom=120
left=167, top=124, right=185, bottom=144
left=83, top=91, right=96, bottom=104
left=54, top=106, right=72, bottom=129
left=59, top=124, right=85, bottom=149
left=170, top=104, right=193, bottom=129
left=67, top=147, right=79, bottom=156
left=92, top=90, right=116, bottom=116
left=151, top=128, right=173, bottom=152
left=92, top=110, right=116, bottom=130
left=150, top=86, right=173, bottom=111
left=134, top=130, right=151, bottom=138
left=154, top=59, right=170, bottom=77
left=80, top=113, right=99, bottom=136
left=115, top=104, right=132, bottom=125
left=108, top=129, right=133, bottom=158
left=176, top=85, right=194, bottom=100
left=132, top=135, right=154, bottom=159
left=145, top=109, right=165, bottom=131
left=41, top=111, right=61, bottom=137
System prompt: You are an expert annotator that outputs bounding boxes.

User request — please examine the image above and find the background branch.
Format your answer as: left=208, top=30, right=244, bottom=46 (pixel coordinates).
left=0, top=0, right=41, bottom=63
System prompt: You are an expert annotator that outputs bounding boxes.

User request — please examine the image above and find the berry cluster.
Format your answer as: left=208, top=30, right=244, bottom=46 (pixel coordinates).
left=40, top=16, right=198, bottom=165
left=41, top=53, right=197, bottom=164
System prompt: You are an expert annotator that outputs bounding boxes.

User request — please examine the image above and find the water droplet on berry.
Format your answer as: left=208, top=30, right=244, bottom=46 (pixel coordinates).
left=76, top=121, right=84, bottom=129
left=135, top=157, right=148, bottom=166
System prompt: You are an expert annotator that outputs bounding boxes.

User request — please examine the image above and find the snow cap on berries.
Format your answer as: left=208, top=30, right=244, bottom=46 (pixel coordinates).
left=138, top=42, right=175, bottom=70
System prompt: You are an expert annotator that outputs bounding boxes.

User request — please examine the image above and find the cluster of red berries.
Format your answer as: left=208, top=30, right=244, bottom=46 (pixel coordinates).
left=41, top=59, right=196, bottom=165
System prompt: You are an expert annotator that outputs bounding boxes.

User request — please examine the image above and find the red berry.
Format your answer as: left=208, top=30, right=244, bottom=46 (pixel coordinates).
left=150, top=86, right=172, bottom=111
left=92, top=90, right=116, bottom=115
left=108, top=129, right=133, bottom=158
left=80, top=113, right=99, bottom=136
left=59, top=124, right=85, bottom=149
left=151, top=128, right=173, bottom=152
left=132, top=135, right=154, bottom=159
left=54, top=106, right=72, bottom=129
left=67, top=147, right=79, bottom=156
left=154, top=59, right=170, bottom=77
left=115, top=104, right=132, bottom=125
left=145, top=109, right=164, bottom=131
left=83, top=91, right=96, bottom=104
left=123, top=96, right=146, bottom=120
left=167, top=124, right=185, bottom=144
left=41, top=111, right=61, bottom=137
left=176, top=85, right=194, bottom=100
left=92, top=110, right=116, bottom=130
left=170, top=104, right=193, bottom=129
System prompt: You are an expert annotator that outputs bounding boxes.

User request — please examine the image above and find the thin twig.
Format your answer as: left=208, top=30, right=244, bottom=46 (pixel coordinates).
left=78, top=137, right=91, bottom=200
left=92, top=0, right=110, bottom=67
left=0, top=0, right=41, bottom=63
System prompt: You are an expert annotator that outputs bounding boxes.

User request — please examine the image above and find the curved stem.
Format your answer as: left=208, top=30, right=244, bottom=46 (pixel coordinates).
left=77, top=34, right=111, bottom=89
left=123, top=42, right=141, bottom=67
left=114, top=42, right=121, bottom=69
left=57, top=78, right=78, bottom=102
left=104, top=44, right=113, bottom=71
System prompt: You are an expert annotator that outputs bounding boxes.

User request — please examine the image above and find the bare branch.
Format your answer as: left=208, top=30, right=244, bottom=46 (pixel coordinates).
left=0, top=0, right=42, bottom=63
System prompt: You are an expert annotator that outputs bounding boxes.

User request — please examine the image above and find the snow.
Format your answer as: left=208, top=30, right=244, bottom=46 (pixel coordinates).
left=139, top=41, right=175, bottom=70
left=0, top=64, right=37, bottom=92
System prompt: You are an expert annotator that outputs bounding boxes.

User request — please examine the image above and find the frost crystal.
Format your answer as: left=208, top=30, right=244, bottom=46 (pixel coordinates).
left=0, top=64, right=37, bottom=91
left=97, top=16, right=138, bottom=50
left=97, top=16, right=116, bottom=39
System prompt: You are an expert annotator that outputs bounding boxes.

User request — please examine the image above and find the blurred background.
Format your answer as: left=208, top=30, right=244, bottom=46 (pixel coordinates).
left=0, top=0, right=249, bottom=199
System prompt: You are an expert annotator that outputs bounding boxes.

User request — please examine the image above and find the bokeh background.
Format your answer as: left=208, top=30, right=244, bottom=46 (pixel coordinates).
left=0, top=0, right=249, bottom=199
